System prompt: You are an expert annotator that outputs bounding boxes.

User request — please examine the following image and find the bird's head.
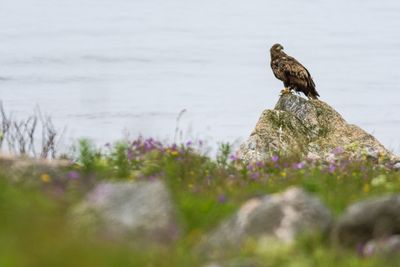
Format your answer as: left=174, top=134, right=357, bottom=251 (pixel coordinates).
left=270, top=43, right=284, bottom=54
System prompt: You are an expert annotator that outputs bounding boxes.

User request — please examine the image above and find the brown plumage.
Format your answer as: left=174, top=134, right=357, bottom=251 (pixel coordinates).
left=270, top=43, right=319, bottom=99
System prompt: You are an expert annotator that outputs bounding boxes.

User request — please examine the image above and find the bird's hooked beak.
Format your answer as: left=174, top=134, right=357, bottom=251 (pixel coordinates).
left=270, top=43, right=284, bottom=55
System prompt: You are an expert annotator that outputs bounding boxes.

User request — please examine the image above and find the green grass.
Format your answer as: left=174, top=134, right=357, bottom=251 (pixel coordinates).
left=1, top=137, right=400, bottom=266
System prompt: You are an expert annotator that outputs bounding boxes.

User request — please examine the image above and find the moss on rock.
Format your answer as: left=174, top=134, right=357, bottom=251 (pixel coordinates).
left=238, top=94, right=398, bottom=163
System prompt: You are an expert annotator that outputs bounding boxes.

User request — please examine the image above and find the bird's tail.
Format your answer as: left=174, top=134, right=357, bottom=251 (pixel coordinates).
left=306, top=71, right=319, bottom=99
left=307, top=79, right=319, bottom=99
left=307, top=85, right=320, bottom=100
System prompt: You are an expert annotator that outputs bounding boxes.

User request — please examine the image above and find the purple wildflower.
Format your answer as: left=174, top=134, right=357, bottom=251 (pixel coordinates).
left=67, top=171, right=80, bottom=180
left=328, top=164, right=336, bottom=173
left=229, top=154, right=238, bottom=161
left=283, top=162, right=289, bottom=167
left=186, top=141, right=192, bottom=147
left=332, top=146, right=345, bottom=155
left=218, top=194, right=226, bottom=203
left=250, top=172, right=260, bottom=180
left=247, top=164, right=254, bottom=172
left=292, top=162, right=305, bottom=170
left=127, top=148, right=134, bottom=161
left=272, top=155, right=279, bottom=162
left=144, top=139, right=154, bottom=151
left=144, top=143, right=151, bottom=151
left=356, top=243, right=364, bottom=257
left=256, top=161, right=264, bottom=168
left=362, top=242, right=376, bottom=257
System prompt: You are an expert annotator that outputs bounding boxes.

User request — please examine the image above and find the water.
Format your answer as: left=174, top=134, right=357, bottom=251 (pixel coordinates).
left=1, top=0, right=400, bottom=153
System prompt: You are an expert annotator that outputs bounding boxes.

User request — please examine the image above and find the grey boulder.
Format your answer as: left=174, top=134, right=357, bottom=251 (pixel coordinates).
left=203, top=187, right=332, bottom=255
left=71, top=180, right=179, bottom=245
left=333, top=195, right=400, bottom=248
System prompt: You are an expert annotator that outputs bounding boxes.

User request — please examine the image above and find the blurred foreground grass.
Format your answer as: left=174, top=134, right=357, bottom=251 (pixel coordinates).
left=1, top=138, right=400, bottom=267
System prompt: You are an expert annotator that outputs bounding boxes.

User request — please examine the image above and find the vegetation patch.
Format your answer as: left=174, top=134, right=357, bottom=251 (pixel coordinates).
left=1, top=137, right=400, bottom=266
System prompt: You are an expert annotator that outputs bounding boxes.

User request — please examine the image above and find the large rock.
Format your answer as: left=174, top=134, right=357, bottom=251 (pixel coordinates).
left=238, top=94, right=398, bottom=162
left=71, top=180, right=179, bottom=245
left=202, top=187, right=332, bottom=256
left=332, top=195, right=400, bottom=248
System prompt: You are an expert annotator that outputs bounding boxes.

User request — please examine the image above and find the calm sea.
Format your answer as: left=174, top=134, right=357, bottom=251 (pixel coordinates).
left=1, top=0, right=399, bottom=153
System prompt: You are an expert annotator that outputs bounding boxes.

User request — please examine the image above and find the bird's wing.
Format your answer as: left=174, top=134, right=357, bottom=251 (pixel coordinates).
left=271, top=58, right=285, bottom=80
left=279, top=56, right=310, bottom=81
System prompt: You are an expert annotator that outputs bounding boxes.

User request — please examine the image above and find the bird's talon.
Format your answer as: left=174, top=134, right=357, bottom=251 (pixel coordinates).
left=280, top=88, right=292, bottom=96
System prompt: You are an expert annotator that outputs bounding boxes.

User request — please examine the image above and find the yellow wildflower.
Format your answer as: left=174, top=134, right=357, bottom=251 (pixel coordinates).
left=40, top=174, right=51, bottom=183
left=363, top=183, right=370, bottom=193
left=280, top=172, right=286, bottom=177
left=170, top=150, right=179, bottom=156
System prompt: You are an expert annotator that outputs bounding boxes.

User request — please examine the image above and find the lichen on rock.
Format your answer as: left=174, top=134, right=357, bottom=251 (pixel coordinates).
left=237, top=94, right=398, bottom=163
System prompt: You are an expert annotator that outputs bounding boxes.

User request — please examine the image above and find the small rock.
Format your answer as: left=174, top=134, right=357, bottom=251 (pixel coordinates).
left=202, top=187, right=332, bottom=256
left=0, top=153, right=69, bottom=183
left=393, top=162, right=400, bottom=170
left=71, top=180, right=179, bottom=245
left=361, top=235, right=400, bottom=256
left=333, top=195, right=400, bottom=248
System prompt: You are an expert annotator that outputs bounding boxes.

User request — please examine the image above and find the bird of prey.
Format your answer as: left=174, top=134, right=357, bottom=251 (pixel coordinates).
left=270, top=44, right=319, bottom=99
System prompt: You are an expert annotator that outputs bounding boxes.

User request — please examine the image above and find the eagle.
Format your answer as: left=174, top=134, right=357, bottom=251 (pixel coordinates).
left=270, top=43, right=319, bottom=99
